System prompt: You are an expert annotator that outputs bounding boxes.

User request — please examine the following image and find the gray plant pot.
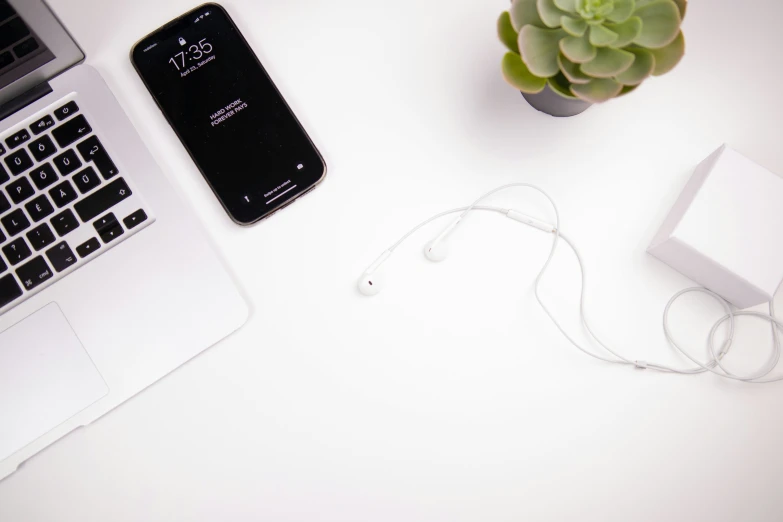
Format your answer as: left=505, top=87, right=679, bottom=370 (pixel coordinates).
left=521, top=84, right=592, bottom=117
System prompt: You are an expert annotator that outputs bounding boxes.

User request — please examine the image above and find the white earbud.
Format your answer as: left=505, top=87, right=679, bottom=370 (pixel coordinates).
left=357, top=250, right=392, bottom=296
left=423, top=218, right=460, bottom=262
left=423, top=239, right=449, bottom=262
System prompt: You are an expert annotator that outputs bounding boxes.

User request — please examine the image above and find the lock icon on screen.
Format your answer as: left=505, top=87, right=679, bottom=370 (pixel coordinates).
left=178, top=37, right=186, bottom=46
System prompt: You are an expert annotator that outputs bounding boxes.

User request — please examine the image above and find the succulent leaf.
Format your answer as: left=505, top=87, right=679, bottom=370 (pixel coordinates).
left=498, top=12, right=520, bottom=53
left=619, top=84, right=639, bottom=96
left=537, top=0, right=569, bottom=28
left=548, top=73, right=580, bottom=98
left=519, top=26, right=567, bottom=78
left=502, top=52, right=548, bottom=93
left=606, top=17, right=642, bottom=47
left=561, top=16, right=587, bottom=37
left=553, top=0, right=578, bottom=13
left=606, top=0, right=635, bottom=23
left=614, top=48, right=654, bottom=85
left=580, top=47, right=635, bottom=77
left=570, top=78, right=623, bottom=102
left=636, top=0, right=686, bottom=18
left=560, top=34, right=597, bottom=64
left=649, top=30, right=685, bottom=75
left=633, top=0, right=681, bottom=49
left=589, top=24, right=619, bottom=47
left=558, top=53, right=592, bottom=84
left=510, top=0, right=546, bottom=31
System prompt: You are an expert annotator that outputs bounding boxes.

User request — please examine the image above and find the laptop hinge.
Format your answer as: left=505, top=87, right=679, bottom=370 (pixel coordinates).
left=0, top=82, right=53, bottom=122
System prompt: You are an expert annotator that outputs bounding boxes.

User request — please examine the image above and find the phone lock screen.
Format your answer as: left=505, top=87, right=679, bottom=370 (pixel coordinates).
left=132, top=3, right=325, bottom=224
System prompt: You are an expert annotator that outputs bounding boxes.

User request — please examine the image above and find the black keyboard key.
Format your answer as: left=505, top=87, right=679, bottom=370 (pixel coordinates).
left=30, top=163, right=58, bottom=190
left=0, top=163, right=7, bottom=185
left=2, top=237, right=31, bottom=265
left=51, top=209, right=79, bottom=237
left=0, top=142, right=4, bottom=156
left=1, top=208, right=30, bottom=236
left=54, top=101, right=79, bottom=121
left=0, top=18, right=30, bottom=50
left=16, top=256, right=53, bottom=291
left=74, top=178, right=132, bottom=222
left=77, top=136, right=118, bottom=179
left=123, top=209, right=148, bottom=230
left=13, top=37, right=39, bottom=59
left=53, top=149, right=81, bottom=176
left=100, top=223, right=124, bottom=244
left=76, top=237, right=100, bottom=258
left=0, top=274, right=22, bottom=308
left=0, top=256, right=5, bottom=274
left=73, top=166, right=101, bottom=194
left=0, top=51, right=12, bottom=70
left=45, top=242, right=77, bottom=273
left=52, top=115, right=91, bottom=148
left=5, top=128, right=30, bottom=150
left=25, top=194, right=54, bottom=222
left=93, top=213, right=117, bottom=233
left=6, top=176, right=34, bottom=204
left=0, top=227, right=5, bottom=245
left=0, top=0, right=14, bottom=21
left=0, top=191, right=9, bottom=215
left=30, top=115, right=55, bottom=135
left=26, top=223, right=56, bottom=251
left=49, top=180, right=78, bottom=208
left=4, top=148, right=33, bottom=175
left=28, top=135, right=56, bottom=161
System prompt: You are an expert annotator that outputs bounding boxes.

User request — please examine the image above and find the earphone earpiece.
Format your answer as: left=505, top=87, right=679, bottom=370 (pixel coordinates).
left=357, top=271, right=384, bottom=296
left=357, top=250, right=392, bottom=297
left=423, top=239, right=449, bottom=262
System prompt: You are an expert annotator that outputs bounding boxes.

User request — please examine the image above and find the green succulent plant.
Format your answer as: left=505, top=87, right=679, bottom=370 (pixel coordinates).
left=498, top=0, right=687, bottom=103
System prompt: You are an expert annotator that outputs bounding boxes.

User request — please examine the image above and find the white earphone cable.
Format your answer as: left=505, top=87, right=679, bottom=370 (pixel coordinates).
left=374, top=185, right=783, bottom=384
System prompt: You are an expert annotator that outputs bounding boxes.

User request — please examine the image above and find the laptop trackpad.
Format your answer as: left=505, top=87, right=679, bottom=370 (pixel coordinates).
left=0, top=303, right=108, bottom=462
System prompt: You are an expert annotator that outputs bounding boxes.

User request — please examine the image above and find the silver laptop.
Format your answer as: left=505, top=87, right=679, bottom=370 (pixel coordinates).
left=0, top=0, right=248, bottom=480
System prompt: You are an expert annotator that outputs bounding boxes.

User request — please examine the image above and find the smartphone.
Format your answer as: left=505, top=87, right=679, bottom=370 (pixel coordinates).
left=131, top=3, right=326, bottom=225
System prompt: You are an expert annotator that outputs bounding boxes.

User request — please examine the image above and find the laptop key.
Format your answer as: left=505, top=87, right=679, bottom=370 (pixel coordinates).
left=51, top=209, right=79, bottom=237
left=4, top=149, right=33, bottom=175
left=1, top=208, right=30, bottom=236
left=28, top=135, right=56, bottom=162
left=25, top=194, right=54, bottom=222
left=74, top=178, right=132, bottom=222
left=77, top=136, right=119, bottom=179
left=0, top=274, right=22, bottom=308
left=30, top=115, right=55, bottom=135
left=123, top=209, right=148, bottom=230
left=51, top=115, right=91, bottom=147
left=0, top=256, right=5, bottom=274
left=49, top=180, right=78, bottom=208
left=13, top=37, right=39, bottom=59
left=45, top=242, right=77, bottom=273
left=2, top=237, right=32, bottom=265
left=16, top=256, right=53, bottom=291
left=73, top=166, right=101, bottom=194
left=53, top=149, right=82, bottom=176
left=0, top=192, right=9, bottom=214
left=30, top=163, right=58, bottom=190
left=26, top=223, right=56, bottom=251
left=54, top=101, right=79, bottom=121
left=0, top=228, right=5, bottom=245
left=5, top=128, right=30, bottom=150
left=76, top=237, right=100, bottom=258
left=6, top=176, right=34, bottom=204
left=0, top=164, right=7, bottom=185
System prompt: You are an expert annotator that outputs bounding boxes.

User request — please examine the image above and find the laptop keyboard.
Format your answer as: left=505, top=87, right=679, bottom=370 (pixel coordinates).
left=0, top=96, right=154, bottom=314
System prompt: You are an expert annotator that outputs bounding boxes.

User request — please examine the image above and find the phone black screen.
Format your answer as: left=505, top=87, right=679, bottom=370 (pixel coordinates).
left=131, top=3, right=325, bottom=224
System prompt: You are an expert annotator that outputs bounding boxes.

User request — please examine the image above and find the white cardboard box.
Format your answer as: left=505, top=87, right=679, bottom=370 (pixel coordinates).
left=648, top=145, right=783, bottom=309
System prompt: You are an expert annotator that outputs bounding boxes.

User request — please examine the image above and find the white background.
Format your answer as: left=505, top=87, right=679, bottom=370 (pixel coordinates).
left=2, top=0, right=783, bottom=520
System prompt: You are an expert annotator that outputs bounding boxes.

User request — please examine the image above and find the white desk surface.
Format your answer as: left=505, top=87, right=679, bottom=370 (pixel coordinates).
left=2, top=0, right=783, bottom=520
